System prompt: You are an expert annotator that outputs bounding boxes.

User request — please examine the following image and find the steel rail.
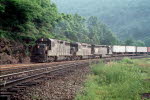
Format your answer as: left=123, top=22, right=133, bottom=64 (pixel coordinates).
left=0, top=56, right=149, bottom=89
left=0, top=62, right=89, bottom=89
left=0, top=60, right=91, bottom=71
left=0, top=63, right=78, bottom=79
left=1, top=56, right=148, bottom=79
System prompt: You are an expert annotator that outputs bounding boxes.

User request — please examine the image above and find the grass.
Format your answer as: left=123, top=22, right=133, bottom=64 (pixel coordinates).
left=75, top=58, right=150, bottom=100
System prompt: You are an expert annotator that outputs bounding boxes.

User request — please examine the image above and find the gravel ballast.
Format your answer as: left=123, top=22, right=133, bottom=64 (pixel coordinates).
left=19, top=65, right=91, bottom=100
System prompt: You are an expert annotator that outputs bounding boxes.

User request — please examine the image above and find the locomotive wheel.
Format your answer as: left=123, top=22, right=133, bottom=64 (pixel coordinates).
left=66, top=57, right=70, bottom=61
left=48, top=57, right=55, bottom=62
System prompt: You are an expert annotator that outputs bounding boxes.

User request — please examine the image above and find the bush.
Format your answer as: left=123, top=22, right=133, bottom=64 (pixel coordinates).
left=75, top=58, right=150, bottom=100
left=120, top=57, right=134, bottom=64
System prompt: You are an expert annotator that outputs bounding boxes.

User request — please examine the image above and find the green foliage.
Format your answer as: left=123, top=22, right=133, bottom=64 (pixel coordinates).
left=53, top=15, right=118, bottom=44
left=53, top=0, right=150, bottom=46
left=0, top=2, right=5, bottom=13
left=0, top=0, right=58, bottom=40
left=75, top=58, right=150, bottom=100
left=144, top=38, right=150, bottom=46
left=124, top=38, right=146, bottom=46
left=0, top=0, right=118, bottom=45
left=125, top=38, right=134, bottom=46
left=134, top=40, right=145, bottom=46
left=120, top=57, right=134, bottom=64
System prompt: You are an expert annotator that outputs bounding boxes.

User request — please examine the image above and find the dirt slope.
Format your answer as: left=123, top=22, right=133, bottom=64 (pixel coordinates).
left=0, top=38, right=30, bottom=65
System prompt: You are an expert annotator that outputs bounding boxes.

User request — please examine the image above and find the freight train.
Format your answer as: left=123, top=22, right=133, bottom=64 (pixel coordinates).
left=31, top=38, right=150, bottom=62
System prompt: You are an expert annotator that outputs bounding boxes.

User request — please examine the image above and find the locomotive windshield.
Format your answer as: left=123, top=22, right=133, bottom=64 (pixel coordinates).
left=31, top=38, right=52, bottom=62
left=32, top=44, right=47, bottom=55
left=36, top=38, right=51, bottom=50
left=31, top=43, right=48, bottom=62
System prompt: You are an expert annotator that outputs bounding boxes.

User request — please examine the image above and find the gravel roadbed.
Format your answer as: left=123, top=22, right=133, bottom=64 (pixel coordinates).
left=17, top=65, right=91, bottom=100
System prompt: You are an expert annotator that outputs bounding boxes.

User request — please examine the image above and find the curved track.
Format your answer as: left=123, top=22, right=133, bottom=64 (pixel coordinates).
left=0, top=55, right=149, bottom=100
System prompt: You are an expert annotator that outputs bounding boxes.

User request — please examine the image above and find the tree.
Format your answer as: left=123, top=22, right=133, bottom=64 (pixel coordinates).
left=0, top=0, right=59, bottom=40
left=135, top=40, right=145, bottom=46
left=125, top=38, right=134, bottom=46
left=144, top=38, right=150, bottom=46
left=0, top=0, right=119, bottom=46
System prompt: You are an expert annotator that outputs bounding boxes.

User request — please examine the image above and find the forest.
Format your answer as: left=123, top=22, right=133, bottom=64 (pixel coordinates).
left=0, top=0, right=120, bottom=46
left=52, top=0, right=150, bottom=46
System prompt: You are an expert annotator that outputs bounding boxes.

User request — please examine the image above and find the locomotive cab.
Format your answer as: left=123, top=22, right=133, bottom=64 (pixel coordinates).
left=31, top=44, right=48, bottom=62
left=31, top=38, right=51, bottom=62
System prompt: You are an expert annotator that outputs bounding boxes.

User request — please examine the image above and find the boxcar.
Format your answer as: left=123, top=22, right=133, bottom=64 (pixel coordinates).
left=125, top=46, right=136, bottom=53
left=136, top=47, right=147, bottom=54
left=112, top=45, right=126, bottom=53
left=147, top=47, right=150, bottom=55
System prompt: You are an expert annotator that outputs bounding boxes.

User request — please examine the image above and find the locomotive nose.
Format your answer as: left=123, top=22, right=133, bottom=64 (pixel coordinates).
left=31, top=44, right=48, bottom=62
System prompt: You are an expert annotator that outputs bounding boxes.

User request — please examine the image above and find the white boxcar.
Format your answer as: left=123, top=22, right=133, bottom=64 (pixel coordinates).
left=125, top=46, right=136, bottom=53
left=137, top=47, right=147, bottom=52
left=112, top=45, right=126, bottom=53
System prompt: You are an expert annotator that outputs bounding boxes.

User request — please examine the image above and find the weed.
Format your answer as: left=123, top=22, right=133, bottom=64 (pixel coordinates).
left=75, top=58, right=150, bottom=100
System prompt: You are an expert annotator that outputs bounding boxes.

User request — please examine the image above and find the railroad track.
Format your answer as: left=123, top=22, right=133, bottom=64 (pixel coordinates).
left=0, top=56, right=149, bottom=88
left=0, top=61, right=84, bottom=75
left=0, top=59, right=99, bottom=100
left=0, top=61, right=91, bottom=88
left=0, top=56, right=149, bottom=100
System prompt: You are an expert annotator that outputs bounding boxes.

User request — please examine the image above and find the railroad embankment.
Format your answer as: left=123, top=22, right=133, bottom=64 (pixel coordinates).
left=75, top=58, right=150, bottom=100
left=18, top=61, right=91, bottom=100
left=0, top=38, right=30, bottom=64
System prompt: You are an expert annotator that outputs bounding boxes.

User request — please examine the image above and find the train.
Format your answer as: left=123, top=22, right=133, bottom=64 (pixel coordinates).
left=31, top=38, right=150, bottom=62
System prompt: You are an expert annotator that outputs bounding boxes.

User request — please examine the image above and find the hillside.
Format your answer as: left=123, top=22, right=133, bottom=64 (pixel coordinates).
left=0, top=0, right=118, bottom=64
left=0, top=0, right=118, bottom=45
left=52, top=0, right=150, bottom=46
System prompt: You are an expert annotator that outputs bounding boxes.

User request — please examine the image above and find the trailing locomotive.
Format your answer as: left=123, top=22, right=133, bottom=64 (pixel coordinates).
left=31, top=38, right=149, bottom=63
